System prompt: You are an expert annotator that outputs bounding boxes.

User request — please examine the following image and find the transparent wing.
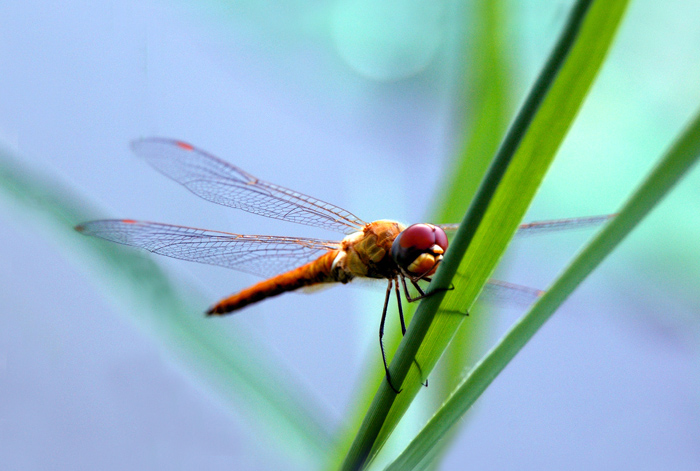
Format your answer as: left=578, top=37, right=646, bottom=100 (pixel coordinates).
left=76, top=220, right=341, bottom=278
left=439, top=216, right=615, bottom=306
left=512, top=214, right=615, bottom=238
left=480, top=279, right=544, bottom=306
left=130, top=138, right=366, bottom=234
left=437, top=214, right=615, bottom=238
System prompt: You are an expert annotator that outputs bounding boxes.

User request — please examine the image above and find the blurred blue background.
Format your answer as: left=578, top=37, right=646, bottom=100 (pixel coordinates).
left=1, top=0, right=699, bottom=469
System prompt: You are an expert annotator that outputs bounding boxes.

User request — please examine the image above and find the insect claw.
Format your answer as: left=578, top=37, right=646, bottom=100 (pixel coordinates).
left=425, top=283, right=454, bottom=297
left=413, top=358, right=429, bottom=387
left=385, top=371, right=402, bottom=394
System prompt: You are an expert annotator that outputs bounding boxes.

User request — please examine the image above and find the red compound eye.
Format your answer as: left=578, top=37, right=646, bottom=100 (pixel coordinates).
left=391, top=224, right=448, bottom=274
left=397, top=224, right=437, bottom=250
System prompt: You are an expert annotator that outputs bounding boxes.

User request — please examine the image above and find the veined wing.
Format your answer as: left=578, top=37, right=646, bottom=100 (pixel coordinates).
left=481, top=280, right=544, bottom=306
left=437, top=214, right=615, bottom=238
left=76, top=220, right=341, bottom=278
left=438, top=215, right=614, bottom=306
left=130, top=138, right=366, bottom=235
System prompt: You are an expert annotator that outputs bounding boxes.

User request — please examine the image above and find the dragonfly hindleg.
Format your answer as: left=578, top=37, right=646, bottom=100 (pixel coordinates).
left=379, top=279, right=401, bottom=394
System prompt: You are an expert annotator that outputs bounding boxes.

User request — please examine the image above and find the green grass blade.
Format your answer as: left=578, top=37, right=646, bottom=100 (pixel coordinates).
left=419, top=1, right=514, bottom=466
left=420, top=0, right=515, bottom=463
left=385, top=107, right=700, bottom=471
left=432, top=0, right=512, bottom=408
left=0, top=147, right=333, bottom=462
left=327, top=1, right=514, bottom=466
left=340, top=0, right=629, bottom=468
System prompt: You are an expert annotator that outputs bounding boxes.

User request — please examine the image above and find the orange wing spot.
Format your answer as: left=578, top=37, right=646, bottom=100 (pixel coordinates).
left=175, top=141, right=195, bottom=151
left=121, top=219, right=138, bottom=224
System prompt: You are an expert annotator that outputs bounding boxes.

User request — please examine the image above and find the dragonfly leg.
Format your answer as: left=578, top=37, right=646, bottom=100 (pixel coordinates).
left=401, top=274, right=454, bottom=303
left=380, top=279, right=401, bottom=394
left=392, top=276, right=428, bottom=388
left=401, top=276, right=417, bottom=303
left=418, top=276, right=455, bottom=292
left=409, top=278, right=427, bottom=298
left=401, top=275, right=428, bottom=303
left=394, top=279, right=406, bottom=335
left=413, top=358, right=428, bottom=388
left=419, top=276, right=456, bottom=294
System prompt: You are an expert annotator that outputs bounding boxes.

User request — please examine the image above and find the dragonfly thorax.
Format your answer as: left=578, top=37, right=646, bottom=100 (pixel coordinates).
left=331, top=220, right=406, bottom=280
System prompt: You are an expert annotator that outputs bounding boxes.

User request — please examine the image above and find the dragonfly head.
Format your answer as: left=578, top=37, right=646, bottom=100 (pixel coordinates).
left=391, top=224, right=448, bottom=278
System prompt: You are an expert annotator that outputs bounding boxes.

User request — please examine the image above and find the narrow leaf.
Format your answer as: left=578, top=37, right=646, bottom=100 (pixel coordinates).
left=340, top=0, right=629, bottom=468
left=386, top=106, right=700, bottom=470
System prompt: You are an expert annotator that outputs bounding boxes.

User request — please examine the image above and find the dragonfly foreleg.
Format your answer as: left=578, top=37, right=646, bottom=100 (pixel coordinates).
left=400, top=273, right=455, bottom=304
left=400, top=275, right=427, bottom=303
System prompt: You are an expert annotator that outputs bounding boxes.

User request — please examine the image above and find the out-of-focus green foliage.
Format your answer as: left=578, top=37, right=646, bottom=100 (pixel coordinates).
left=0, top=147, right=333, bottom=465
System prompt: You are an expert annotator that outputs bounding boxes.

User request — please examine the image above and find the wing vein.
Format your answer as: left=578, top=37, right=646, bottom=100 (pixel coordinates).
left=130, top=138, right=366, bottom=234
left=77, top=220, right=341, bottom=278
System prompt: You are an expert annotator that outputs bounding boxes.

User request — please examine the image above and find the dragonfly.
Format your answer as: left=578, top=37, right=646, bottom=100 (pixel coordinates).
left=76, top=138, right=613, bottom=391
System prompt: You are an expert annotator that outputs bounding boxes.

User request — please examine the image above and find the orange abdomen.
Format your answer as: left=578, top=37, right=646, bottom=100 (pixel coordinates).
left=207, top=250, right=339, bottom=315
